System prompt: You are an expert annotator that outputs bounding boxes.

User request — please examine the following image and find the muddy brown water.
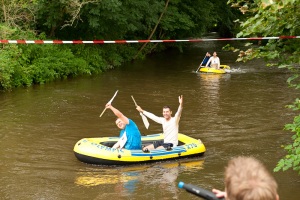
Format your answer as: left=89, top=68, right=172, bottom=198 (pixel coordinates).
left=1, top=38, right=300, bottom=199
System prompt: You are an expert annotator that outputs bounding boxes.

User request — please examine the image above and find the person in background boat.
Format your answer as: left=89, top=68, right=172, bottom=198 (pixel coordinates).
left=136, top=95, right=183, bottom=152
left=212, top=156, right=279, bottom=200
left=206, top=51, right=220, bottom=69
left=201, top=52, right=211, bottom=67
left=105, top=103, right=142, bottom=150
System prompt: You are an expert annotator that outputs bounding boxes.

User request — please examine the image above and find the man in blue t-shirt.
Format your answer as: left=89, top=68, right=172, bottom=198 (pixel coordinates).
left=106, top=103, right=142, bottom=150
left=202, top=52, right=211, bottom=67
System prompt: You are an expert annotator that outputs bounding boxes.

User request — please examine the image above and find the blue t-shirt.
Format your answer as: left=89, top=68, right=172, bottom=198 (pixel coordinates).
left=202, top=56, right=211, bottom=66
left=119, top=119, right=142, bottom=150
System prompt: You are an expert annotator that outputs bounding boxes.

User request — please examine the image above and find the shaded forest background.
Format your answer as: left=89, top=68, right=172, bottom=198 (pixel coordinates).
left=0, top=0, right=241, bottom=90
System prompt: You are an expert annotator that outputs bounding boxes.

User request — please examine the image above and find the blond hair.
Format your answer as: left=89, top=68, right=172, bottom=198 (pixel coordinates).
left=225, top=157, right=278, bottom=200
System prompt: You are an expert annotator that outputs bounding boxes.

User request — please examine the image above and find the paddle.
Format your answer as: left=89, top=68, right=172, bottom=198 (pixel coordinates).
left=99, top=90, right=119, bottom=117
left=131, top=95, right=150, bottom=129
left=196, top=53, right=207, bottom=72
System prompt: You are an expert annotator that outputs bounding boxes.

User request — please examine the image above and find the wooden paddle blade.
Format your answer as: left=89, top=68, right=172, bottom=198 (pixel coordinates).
left=108, top=90, right=119, bottom=104
left=99, top=90, right=118, bottom=117
left=140, top=113, right=150, bottom=129
left=131, top=95, right=149, bottom=128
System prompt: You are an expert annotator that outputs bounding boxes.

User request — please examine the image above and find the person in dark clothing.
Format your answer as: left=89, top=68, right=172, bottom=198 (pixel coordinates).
left=201, top=52, right=211, bottom=67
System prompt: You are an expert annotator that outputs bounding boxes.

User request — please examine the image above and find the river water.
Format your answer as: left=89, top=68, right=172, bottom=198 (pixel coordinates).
left=1, top=37, right=300, bottom=199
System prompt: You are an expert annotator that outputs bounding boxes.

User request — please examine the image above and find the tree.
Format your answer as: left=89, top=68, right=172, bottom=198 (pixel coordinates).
left=0, top=0, right=36, bottom=29
left=227, top=0, right=300, bottom=174
left=1, top=0, right=240, bottom=90
left=133, top=0, right=170, bottom=59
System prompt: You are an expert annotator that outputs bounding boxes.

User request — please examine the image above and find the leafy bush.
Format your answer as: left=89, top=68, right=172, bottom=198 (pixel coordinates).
left=274, top=99, right=300, bottom=174
left=0, top=44, right=91, bottom=89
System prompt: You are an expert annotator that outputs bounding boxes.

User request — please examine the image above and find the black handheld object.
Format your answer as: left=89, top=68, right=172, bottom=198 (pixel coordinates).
left=178, top=181, right=224, bottom=200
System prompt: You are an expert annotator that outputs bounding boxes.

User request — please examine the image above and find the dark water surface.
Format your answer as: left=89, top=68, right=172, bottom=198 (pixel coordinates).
left=1, top=39, right=300, bottom=199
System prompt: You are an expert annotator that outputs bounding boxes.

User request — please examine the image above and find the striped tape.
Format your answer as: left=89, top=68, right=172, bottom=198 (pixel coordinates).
left=0, top=36, right=299, bottom=44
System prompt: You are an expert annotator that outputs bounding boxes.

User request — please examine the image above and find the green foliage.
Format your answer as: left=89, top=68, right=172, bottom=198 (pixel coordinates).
left=0, top=0, right=36, bottom=29
left=1, top=0, right=238, bottom=90
left=35, top=0, right=238, bottom=40
left=0, top=43, right=92, bottom=89
left=228, top=0, right=300, bottom=174
left=234, top=1, right=300, bottom=37
left=0, top=23, right=36, bottom=39
left=0, top=45, right=25, bottom=89
left=24, top=45, right=91, bottom=84
left=274, top=98, right=300, bottom=174
left=71, top=44, right=137, bottom=72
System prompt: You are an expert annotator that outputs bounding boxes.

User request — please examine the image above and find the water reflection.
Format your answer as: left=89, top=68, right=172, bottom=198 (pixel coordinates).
left=199, top=73, right=231, bottom=90
left=75, top=165, right=148, bottom=187
left=75, top=159, right=204, bottom=198
left=198, top=73, right=231, bottom=110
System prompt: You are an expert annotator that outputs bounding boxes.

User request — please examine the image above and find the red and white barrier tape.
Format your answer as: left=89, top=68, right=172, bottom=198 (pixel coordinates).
left=0, top=36, right=299, bottom=44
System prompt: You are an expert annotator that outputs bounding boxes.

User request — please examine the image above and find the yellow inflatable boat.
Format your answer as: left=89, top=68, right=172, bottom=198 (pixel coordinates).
left=74, top=133, right=206, bottom=165
left=199, top=65, right=231, bottom=74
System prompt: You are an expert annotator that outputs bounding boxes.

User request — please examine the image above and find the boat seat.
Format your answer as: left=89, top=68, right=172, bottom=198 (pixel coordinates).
left=100, top=140, right=185, bottom=148
left=99, top=141, right=115, bottom=147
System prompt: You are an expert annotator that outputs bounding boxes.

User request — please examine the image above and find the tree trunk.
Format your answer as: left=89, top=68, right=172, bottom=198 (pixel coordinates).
left=2, top=0, right=7, bottom=22
left=133, top=0, right=170, bottom=60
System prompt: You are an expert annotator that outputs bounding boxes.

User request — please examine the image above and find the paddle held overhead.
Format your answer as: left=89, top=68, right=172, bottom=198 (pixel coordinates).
left=99, top=90, right=119, bottom=117
left=131, top=95, right=150, bottom=129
